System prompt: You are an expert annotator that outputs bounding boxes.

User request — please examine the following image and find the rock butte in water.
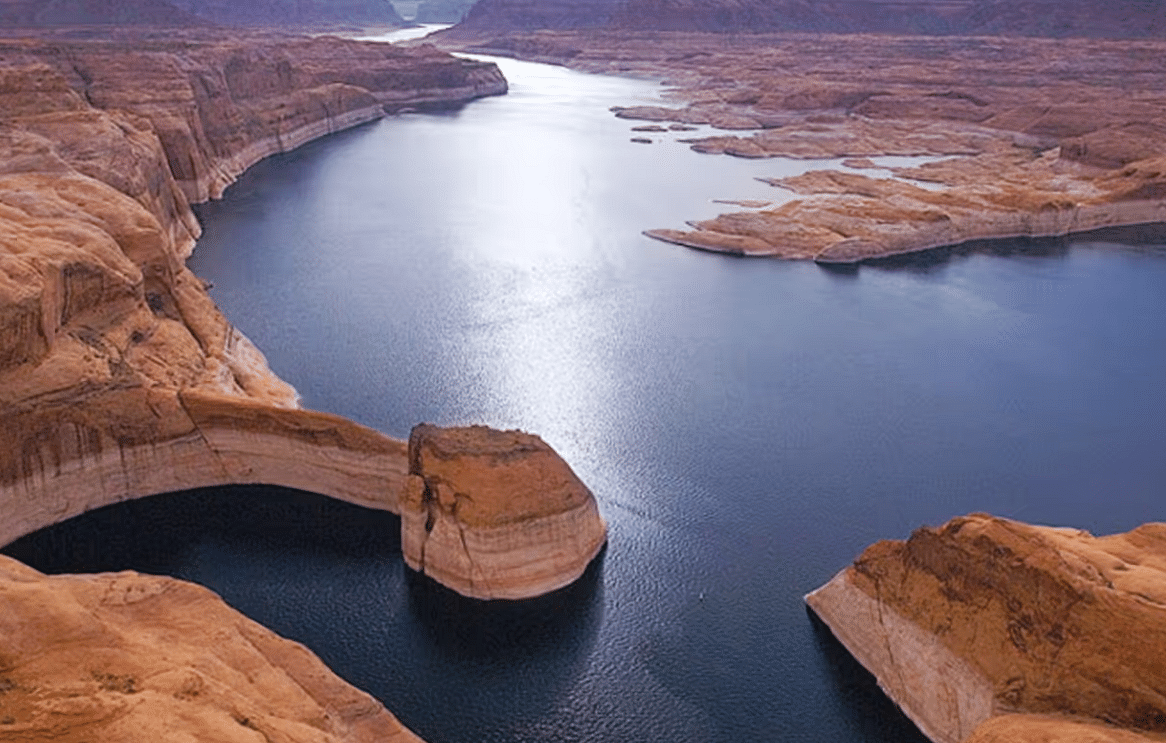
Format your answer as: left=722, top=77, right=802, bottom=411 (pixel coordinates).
left=806, top=514, right=1166, bottom=743
left=434, top=29, right=1166, bottom=262
left=0, top=553, right=423, bottom=742
left=402, top=424, right=607, bottom=600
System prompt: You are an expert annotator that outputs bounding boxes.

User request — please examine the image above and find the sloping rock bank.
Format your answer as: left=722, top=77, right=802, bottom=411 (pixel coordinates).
left=0, top=553, right=423, bottom=742
left=0, top=36, right=504, bottom=550
left=806, top=514, right=1166, bottom=743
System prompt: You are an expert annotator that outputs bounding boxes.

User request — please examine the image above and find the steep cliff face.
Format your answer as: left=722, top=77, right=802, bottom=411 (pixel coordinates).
left=401, top=424, right=607, bottom=600
left=0, top=33, right=505, bottom=544
left=0, top=554, right=424, bottom=742
left=806, top=514, right=1166, bottom=743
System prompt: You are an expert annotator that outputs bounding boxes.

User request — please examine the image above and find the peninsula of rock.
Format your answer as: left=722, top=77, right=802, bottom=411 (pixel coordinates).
left=0, top=31, right=506, bottom=551
left=806, top=513, right=1166, bottom=743
left=402, top=424, right=608, bottom=600
left=0, top=553, right=424, bottom=742
left=436, top=29, right=1166, bottom=262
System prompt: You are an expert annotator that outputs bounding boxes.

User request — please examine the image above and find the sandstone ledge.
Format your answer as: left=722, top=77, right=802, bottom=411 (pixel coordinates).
left=401, top=424, right=607, bottom=600
left=807, top=514, right=1166, bottom=743
left=0, top=31, right=505, bottom=543
left=0, top=553, right=423, bottom=743
left=0, top=388, right=410, bottom=547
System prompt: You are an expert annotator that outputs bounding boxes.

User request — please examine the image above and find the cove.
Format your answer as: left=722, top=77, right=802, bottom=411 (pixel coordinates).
left=8, top=53, right=1166, bottom=742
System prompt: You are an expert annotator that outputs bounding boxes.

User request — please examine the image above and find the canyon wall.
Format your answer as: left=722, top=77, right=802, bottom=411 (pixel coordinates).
left=0, top=33, right=504, bottom=543
left=807, top=514, right=1166, bottom=743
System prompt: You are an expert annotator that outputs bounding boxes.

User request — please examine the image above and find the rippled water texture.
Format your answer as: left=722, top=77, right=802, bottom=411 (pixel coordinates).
left=8, top=47, right=1166, bottom=743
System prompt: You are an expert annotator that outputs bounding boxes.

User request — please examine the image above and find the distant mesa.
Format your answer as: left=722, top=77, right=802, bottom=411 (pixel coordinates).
left=453, top=0, right=1166, bottom=38
left=807, top=513, right=1166, bottom=743
left=401, top=424, right=608, bottom=600
left=0, top=0, right=407, bottom=27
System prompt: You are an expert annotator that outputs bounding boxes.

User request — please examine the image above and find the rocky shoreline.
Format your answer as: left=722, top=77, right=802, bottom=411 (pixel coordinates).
left=807, top=514, right=1166, bottom=743
left=436, top=29, right=1166, bottom=262
left=0, top=28, right=610, bottom=742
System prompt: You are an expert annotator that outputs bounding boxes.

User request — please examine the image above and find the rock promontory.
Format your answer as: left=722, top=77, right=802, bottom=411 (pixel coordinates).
left=806, top=513, right=1166, bottom=743
left=401, top=424, right=607, bottom=600
left=0, top=32, right=506, bottom=547
left=0, top=553, right=423, bottom=742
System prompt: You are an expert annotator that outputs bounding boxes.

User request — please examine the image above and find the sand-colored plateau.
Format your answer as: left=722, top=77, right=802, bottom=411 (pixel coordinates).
left=807, top=514, right=1166, bottom=743
left=0, top=553, right=423, bottom=742
left=437, top=29, right=1166, bottom=261
left=402, top=424, right=607, bottom=600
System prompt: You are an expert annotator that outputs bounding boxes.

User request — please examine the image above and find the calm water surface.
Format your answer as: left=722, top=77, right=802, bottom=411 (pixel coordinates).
left=8, top=49, right=1166, bottom=743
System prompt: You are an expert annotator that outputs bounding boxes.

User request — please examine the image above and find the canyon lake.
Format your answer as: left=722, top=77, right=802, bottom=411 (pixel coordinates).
left=7, top=47, right=1166, bottom=743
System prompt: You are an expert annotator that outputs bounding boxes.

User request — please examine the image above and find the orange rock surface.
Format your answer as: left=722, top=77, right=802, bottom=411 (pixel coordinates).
left=807, top=514, right=1166, bottom=743
left=438, top=30, right=1166, bottom=261
left=401, top=424, right=607, bottom=600
left=0, top=553, right=423, bottom=742
left=0, top=32, right=505, bottom=544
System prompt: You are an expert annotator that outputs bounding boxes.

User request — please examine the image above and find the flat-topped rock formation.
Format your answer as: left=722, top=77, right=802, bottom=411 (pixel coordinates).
left=0, top=0, right=406, bottom=28
left=436, top=30, right=1166, bottom=262
left=166, top=0, right=405, bottom=28
left=454, top=0, right=1166, bottom=38
left=401, top=424, right=607, bottom=600
left=0, top=553, right=423, bottom=742
left=806, top=514, right=1166, bottom=743
left=0, top=32, right=503, bottom=541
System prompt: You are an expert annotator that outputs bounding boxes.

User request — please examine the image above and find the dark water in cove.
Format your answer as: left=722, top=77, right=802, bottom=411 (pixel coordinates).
left=8, top=53, right=1166, bottom=742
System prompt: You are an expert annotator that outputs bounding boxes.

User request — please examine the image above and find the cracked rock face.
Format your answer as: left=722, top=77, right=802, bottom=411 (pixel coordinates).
left=401, top=424, right=607, bottom=600
left=0, top=554, right=423, bottom=743
left=806, top=514, right=1166, bottom=743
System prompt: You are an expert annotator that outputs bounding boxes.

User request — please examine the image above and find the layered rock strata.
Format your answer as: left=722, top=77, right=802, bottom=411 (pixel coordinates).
left=437, top=30, right=1166, bottom=262
left=0, top=553, right=423, bottom=742
left=0, top=34, right=503, bottom=541
left=806, top=514, right=1166, bottom=743
left=401, top=424, right=607, bottom=600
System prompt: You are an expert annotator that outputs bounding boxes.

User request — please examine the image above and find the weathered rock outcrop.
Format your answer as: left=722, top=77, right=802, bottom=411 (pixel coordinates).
left=806, top=514, right=1166, bottom=743
left=436, top=30, right=1166, bottom=262
left=401, top=424, right=607, bottom=600
left=0, top=553, right=423, bottom=742
left=0, top=33, right=503, bottom=544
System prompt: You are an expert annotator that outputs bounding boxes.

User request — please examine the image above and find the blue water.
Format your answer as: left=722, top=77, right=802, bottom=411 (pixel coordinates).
left=7, top=54, right=1166, bottom=742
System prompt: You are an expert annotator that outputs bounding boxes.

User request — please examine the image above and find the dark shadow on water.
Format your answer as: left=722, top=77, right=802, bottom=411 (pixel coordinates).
left=807, top=607, right=931, bottom=743
left=1, top=485, right=401, bottom=575
left=406, top=543, right=606, bottom=661
left=815, top=222, right=1166, bottom=276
